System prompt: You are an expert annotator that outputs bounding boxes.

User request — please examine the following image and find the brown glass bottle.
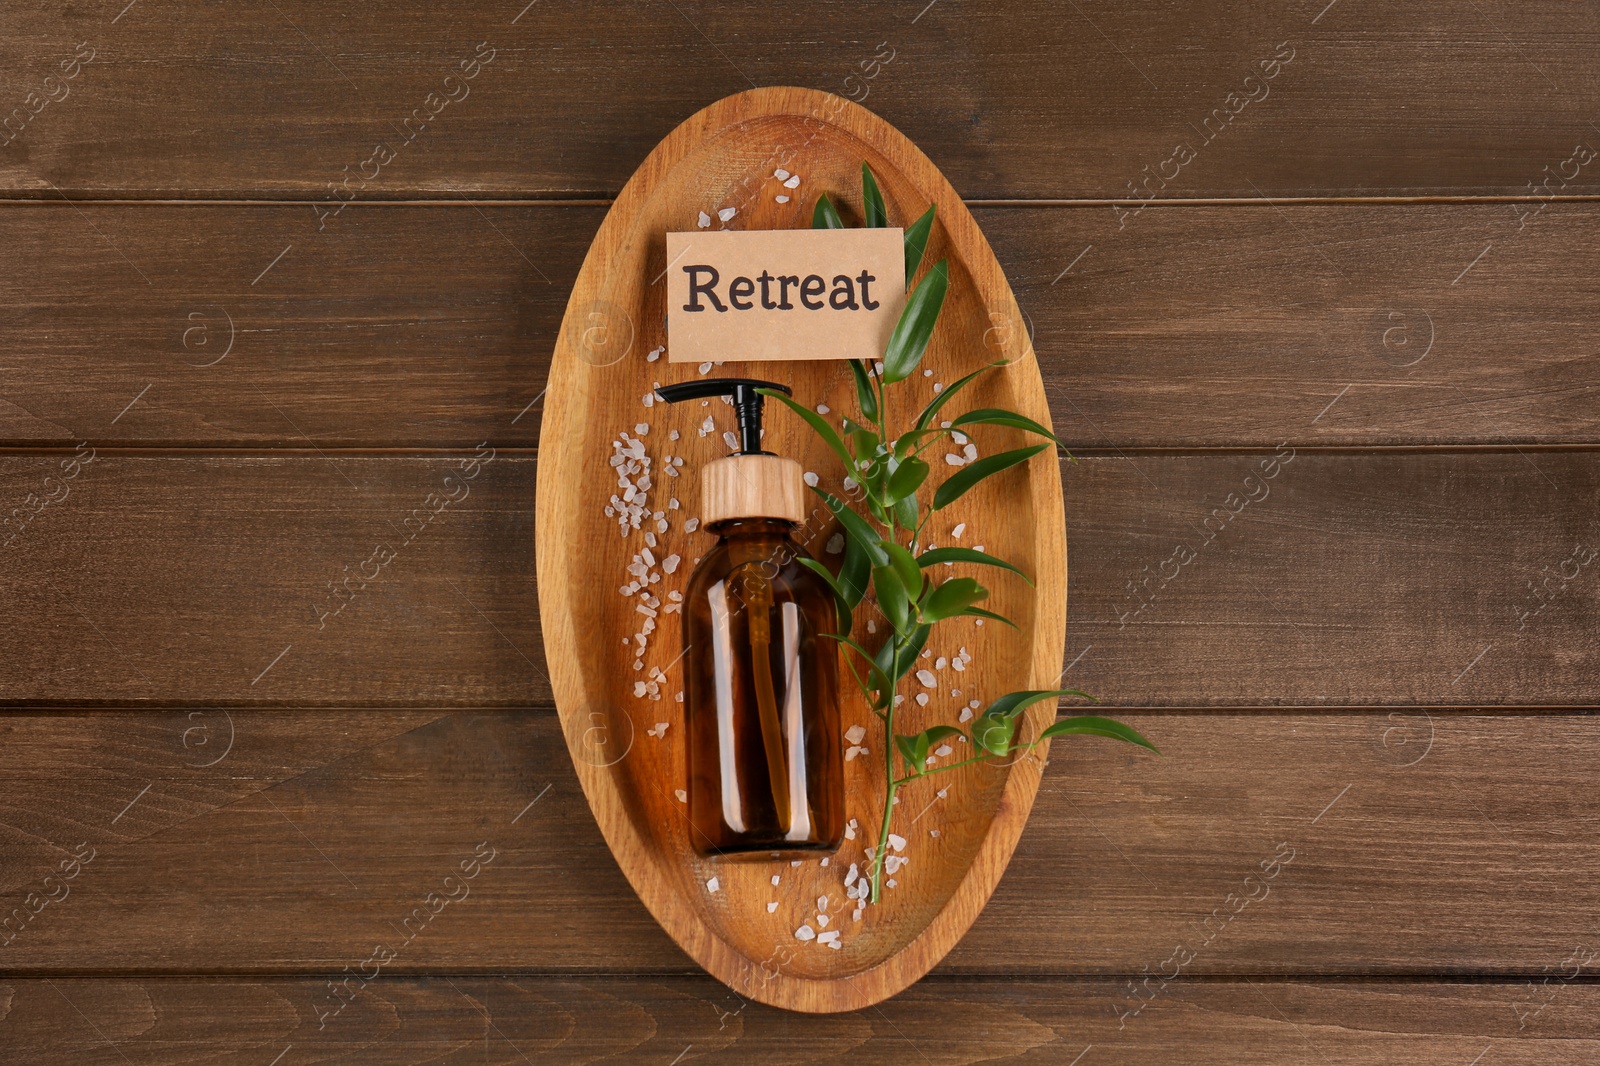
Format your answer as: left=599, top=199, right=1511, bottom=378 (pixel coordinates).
left=682, top=517, right=843, bottom=858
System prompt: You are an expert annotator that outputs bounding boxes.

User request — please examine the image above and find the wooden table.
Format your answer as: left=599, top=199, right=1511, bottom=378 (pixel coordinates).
left=2, top=2, right=1596, bottom=1060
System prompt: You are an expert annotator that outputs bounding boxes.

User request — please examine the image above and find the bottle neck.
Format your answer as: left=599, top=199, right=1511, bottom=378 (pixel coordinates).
left=709, top=517, right=798, bottom=540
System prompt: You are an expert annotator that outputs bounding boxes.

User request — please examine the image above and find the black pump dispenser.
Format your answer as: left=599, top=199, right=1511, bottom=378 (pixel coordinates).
left=655, top=378, right=791, bottom=455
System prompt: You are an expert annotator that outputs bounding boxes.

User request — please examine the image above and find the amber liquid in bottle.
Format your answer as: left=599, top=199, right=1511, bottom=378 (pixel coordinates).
left=682, top=517, right=843, bottom=858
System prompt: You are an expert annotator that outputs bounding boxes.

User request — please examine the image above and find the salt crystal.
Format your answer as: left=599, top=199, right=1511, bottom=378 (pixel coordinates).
left=633, top=681, right=647, bottom=697
left=931, top=829, right=941, bottom=838
left=826, top=532, right=844, bottom=555
left=817, top=895, right=829, bottom=912
left=685, top=518, right=700, bottom=532
left=924, top=369, right=933, bottom=378
left=845, top=746, right=863, bottom=761
left=634, top=423, right=649, bottom=435
left=669, top=429, right=680, bottom=441
left=867, top=619, right=877, bottom=634
left=663, top=554, right=681, bottom=574
left=976, top=619, right=985, bottom=626
left=643, top=393, right=655, bottom=407
left=888, top=834, right=906, bottom=852
left=699, top=362, right=714, bottom=376
left=791, top=860, right=801, bottom=867
left=817, top=914, right=830, bottom=928
left=774, top=168, right=791, bottom=180
left=675, top=789, right=687, bottom=802
left=944, top=453, right=966, bottom=467
left=935, top=657, right=948, bottom=670
left=767, top=901, right=778, bottom=913
left=959, top=707, right=974, bottom=722
left=818, top=930, right=840, bottom=945
left=647, top=347, right=663, bottom=362
left=642, top=547, right=656, bottom=566
left=803, top=471, right=820, bottom=487
left=916, top=669, right=936, bottom=688
left=827, top=938, right=842, bottom=949
left=844, top=823, right=857, bottom=840
left=845, top=863, right=859, bottom=885
left=706, top=877, right=720, bottom=893
left=658, top=722, right=673, bottom=737
left=795, top=924, right=815, bottom=941
left=718, top=207, right=737, bottom=222
left=952, top=659, right=966, bottom=672
left=723, top=431, right=740, bottom=451
left=915, top=693, right=929, bottom=706
left=783, top=174, right=800, bottom=189
left=669, top=497, right=680, bottom=510
left=821, top=857, right=830, bottom=867
left=934, top=744, right=953, bottom=757
left=974, top=546, right=985, bottom=554
left=816, top=404, right=830, bottom=414
left=964, top=443, right=978, bottom=461
left=697, top=211, right=711, bottom=228
left=952, top=431, right=968, bottom=446
left=933, top=383, right=944, bottom=394
left=845, top=724, right=866, bottom=744
left=887, top=879, right=898, bottom=888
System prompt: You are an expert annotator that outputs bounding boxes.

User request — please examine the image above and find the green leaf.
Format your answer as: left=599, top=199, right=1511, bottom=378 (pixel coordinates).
left=896, top=724, right=965, bottom=777
left=950, top=407, right=1063, bottom=446
left=828, top=633, right=893, bottom=702
left=1038, top=715, right=1161, bottom=754
left=872, top=564, right=912, bottom=634
left=916, top=546, right=1033, bottom=586
left=813, top=193, right=844, bottom=230
left=913, top=362, right=1000, bottom=433
left=903, top=204, right=935, bottom=285
left=759, top=387, right=853, bottom=475
left=883, top=541, right=923, bottom=602
left=849, top=359, right=880, bottom=424
left=886, top=456, right=929, bottom=502
left=932, top=443, right=1050, bottom=511
left=882, top=260, right=948, bottom=384
left=983, top=689, right=1089, bottom=722
left=973, top=714, right=1018, bottom=755
left=957, top=605, right=1018, bottom=629
left=875, top=622, right=930, bottom=685
left=812, top=488, right=889, bottom=568
left=838, top=529, right=872, bottom=608
left=922, top=576, right=988, bottom=622
left=862, top=164, right=888, bottom=228
left=893, top=489, right=918, bottom=530
left=892, top=426, right=945, bottom=459
left=798, top=556, right=853, bottom=637
left=894, top=733, right=921, bottom=774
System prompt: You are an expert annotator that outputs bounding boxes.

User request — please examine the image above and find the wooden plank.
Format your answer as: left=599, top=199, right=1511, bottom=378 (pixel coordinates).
left=2, top=711, right=1597, bottom=975
left=1, top=452, right=1593, bottom=707
left=3, top=3, right=1599, bottom=200
left=3, top=975, right=1596, bottom=1064
left=2, top=203, right=1597, bottom=450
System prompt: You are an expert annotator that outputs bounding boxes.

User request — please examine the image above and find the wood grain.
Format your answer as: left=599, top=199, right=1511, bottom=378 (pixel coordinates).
left=4, top=976, right=1597, bottom=1064
left=2, top=711, right=1597, bottom=977
left=2, top=202, right=1596, bottom=450
left=1, top=452, right=1592, bottom=707
left=537, top=85, right=1067, bottom=1012
left=2, top=2, right=1598, bottom=200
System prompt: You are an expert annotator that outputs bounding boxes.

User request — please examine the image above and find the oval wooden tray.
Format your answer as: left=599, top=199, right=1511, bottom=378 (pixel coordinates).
left=537, top=87, right=1065, bottom=1013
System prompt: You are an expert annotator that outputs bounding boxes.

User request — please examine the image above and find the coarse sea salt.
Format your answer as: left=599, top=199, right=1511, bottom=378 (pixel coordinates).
left=795, top=924, right=816, bottom=941
left=718, top=207, right=737, bottom=222
left=697, top=211, right=711, bottom=228
left=706, top=877, right=720, bottom=893
left=675, top=789, right=687, bottom=802
left=771, top=874, right=781, bottom=886
left=888, top=833, right=907, bottom=852
left=776, top=194, right=790, bottom=204
left=845, top=724, right=867, bottom=744
left=951, top=522, right=966, bottom=539
left=826, top=532, right=844, bottom=554
left=916, top=669, right=936, bottom=688
left=803, top=471, right=819, bottom=487
left=767, top=901, right=778, bottom=912
left=817, top=930, right=840, bottom=945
